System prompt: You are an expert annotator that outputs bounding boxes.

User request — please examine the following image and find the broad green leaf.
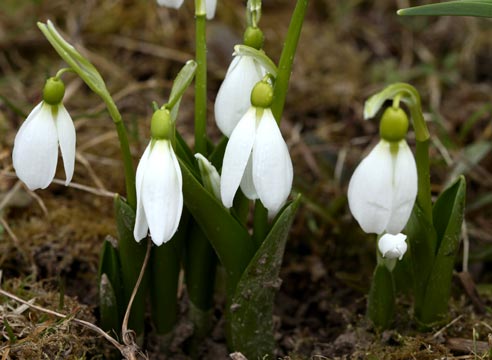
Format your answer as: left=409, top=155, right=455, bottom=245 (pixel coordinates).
left=114, top=195, right=148, bottom=335
left=367, top=263, right=395, bottom=330
left=98, top=237, right=122, bottom=333
left=419, top=176, right=466, bottom=326
left=229, top=195, right=301, bottom=358
left=398, top=1, right=492, bottom=18
left=99, top=274, right=120, bottom=337
left=179, top=159, right=255, bottom=293
left=405, top=202, right=437, bottom=316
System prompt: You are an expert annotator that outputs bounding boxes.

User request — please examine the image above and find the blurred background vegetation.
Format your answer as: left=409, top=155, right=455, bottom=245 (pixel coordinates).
left=1, top=0, right=492, bottom=358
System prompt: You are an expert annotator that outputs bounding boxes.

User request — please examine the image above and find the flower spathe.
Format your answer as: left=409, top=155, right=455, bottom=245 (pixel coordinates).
left=378, top=233, right=408, bottom=260
left=12, top=101, right=76, bottom=190
left=214, top=55, right=266, bottom=137
left=220, top=107, right=293, bottom=217
left=134, top=140, right=183, bottom=246
left=348, top=139, right=417, bottom=235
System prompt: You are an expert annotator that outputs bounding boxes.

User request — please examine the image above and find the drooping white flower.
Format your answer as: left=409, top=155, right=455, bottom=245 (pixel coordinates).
left=12, top=101, right=76, bottom=191
left=378, top=233, right=408, bottom=260
left=348, top=139, right=417, bottom=235
left=134, top=139, right=183, bottom=246
left=156, top=0, right=184, bottom=9
left=134, top=109, right=183, bottom=246
left=156, top=0, right=216, bottom=19
left=214, top=55, right=266, bottom=137
left=220, top=107, right=293, bottom=217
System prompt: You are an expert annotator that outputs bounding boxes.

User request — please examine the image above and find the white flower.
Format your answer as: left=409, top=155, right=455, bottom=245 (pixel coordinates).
left=156, top=0, right=216, bottom=19
left=12, top=101, right=76, bottom=190
left=378, top=233, right=408, bottom=260
left=214, top=55, right=266, bottom=137
left=348, top=140, right=417, bottom=235
left=134, top=140, right=183, bottom=246
left=156, top=0, right=184, bottom=9
left=220, top=107, right=293, bottom=217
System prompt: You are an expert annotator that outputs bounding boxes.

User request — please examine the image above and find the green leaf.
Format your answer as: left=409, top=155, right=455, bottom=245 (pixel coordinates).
left=367, top=262, right=395, bottom=330
left=405, top=202, right=437, bottom=317
left=179, top=158, right=255, bottom=293
left=99, top=274, right=121, bottom=337
left=398, top=1, right=492, bottom=18
left=228, top=195, right=301, bottom=358
left=419, top=176, right=466, bottom=327
left=114, top=195, right=148, bottom=335
left=98, top=237, right=122, bottom=333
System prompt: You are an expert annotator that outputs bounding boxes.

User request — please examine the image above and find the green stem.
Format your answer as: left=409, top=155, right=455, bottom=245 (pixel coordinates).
left=114, top=114, right=137, bottom=209
left=271, top=0, right=309, bottom=123
left=252, top=200, right=268, bottom=249
left=415, top=139, right=433, bottom=225
left=194, top=13, right=208, bottom=155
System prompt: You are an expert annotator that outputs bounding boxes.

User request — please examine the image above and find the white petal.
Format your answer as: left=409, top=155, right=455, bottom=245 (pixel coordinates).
left=252, top=109, right=293, bottom=217
left=205, top=0, right=217, bottom=19
left=378, top=233, right=408, bottom=260
left=348, top=141, right=393, bottom=234
left=239, top=154, right=258, bottom=200
left=385, top=141, right=418, bottom=234
left=12, top=103, right=58, bottom=190
left=134, top=143, right=152, bottom=242
left=220, top=108, right=257, bottom=208
left=156, top=0, right=184, bottom=8
left=142, top=141, right=183, bottom=246
left=214, top=56, right=266, bottom=137
left=55, top=105, right=76, bottom=185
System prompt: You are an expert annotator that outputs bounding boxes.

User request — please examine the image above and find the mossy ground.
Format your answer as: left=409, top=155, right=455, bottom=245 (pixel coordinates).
left=1, top=0, right=492, bottom=358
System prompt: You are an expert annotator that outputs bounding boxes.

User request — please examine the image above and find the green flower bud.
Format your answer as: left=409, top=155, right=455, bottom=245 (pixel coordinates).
left=251, top=80, right=273, bottom=109
left=379, top=107, right=409, bottom=142
left=151, top=109, right=172, bottom=140
left=243, top=26, right=264, bottom=50
left=42, top=77, right=65, bottom=105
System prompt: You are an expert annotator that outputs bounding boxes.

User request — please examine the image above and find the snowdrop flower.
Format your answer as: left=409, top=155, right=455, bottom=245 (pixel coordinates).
left=348, top=107, right=417, bottom=235
left=134, top=109, right=183, bottom=246
left=220, top=80, right=293, bottom=217
left=157, top=0, right=217, bottom=19
left=12, top=77, right=75, bottom=191
left=378, top=233, right=408, bottom=260
left=214, top=53, right=266, bottom=137
left=156, top=0, right=184, bottom=9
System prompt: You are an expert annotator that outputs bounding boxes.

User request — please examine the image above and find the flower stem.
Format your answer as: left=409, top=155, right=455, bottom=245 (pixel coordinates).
left=253, top=200, right=269, bottom=248
left=271, top=0, right=309, bottom=123
left=112, top=108, right=137, bottom=210
left=194, top=12, right=208, bottom=155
